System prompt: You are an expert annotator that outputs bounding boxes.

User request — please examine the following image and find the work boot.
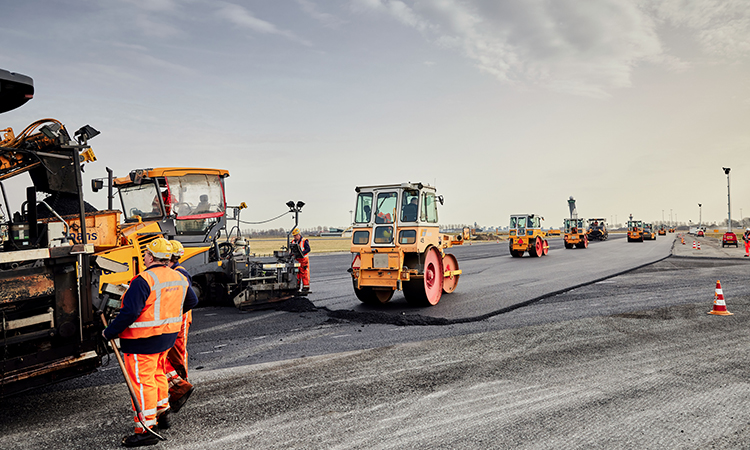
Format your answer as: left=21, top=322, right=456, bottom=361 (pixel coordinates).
left=300, top=285, right=310, bottom=294
left=170, top=386, right=194, bottom=414
left=156, top=410, right=171, bottom=430
left=121, top=430, right=159, bottom=447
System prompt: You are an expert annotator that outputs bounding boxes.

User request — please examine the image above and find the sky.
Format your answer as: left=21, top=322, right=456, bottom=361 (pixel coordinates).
left=2, top=0, right=750, bottom=231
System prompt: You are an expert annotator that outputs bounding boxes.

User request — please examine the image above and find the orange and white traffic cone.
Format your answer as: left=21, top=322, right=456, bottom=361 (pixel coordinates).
left=697, top=241, right=701, bottom=250
left=693, top=241, right=696, bottom=249
left=709, top=280, right=733, bottom=315
left=681, top=237, right=685, bottom=245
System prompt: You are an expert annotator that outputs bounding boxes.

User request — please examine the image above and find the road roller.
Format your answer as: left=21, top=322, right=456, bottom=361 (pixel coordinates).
left=508, top=214, right=549, bottom=257
left=348, top=182, right=465, bottom=306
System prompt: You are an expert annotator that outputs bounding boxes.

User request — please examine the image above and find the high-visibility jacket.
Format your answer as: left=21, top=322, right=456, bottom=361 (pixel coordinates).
left=119, top=266, right=189, bottom=340
left=296, top=237, right=310, bottom=259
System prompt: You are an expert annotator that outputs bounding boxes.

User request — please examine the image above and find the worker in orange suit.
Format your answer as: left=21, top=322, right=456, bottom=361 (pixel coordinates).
left=291, top=228, right=311, bottom=292
left=743, top=228, right=750, bottom=257
left=103, top=238, right=198, bottom=447
left=165, top=240, right=195, bottom=413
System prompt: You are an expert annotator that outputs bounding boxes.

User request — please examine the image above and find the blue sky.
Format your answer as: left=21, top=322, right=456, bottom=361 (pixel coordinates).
left=2, top=0, right=749, bottom=230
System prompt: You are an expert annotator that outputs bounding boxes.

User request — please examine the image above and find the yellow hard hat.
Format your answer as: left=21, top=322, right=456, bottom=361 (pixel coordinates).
left=169, top=240, right=185, bottom=257
left=146, top=237, right=173, bottom=259
left=292, top=228, right=300, bottom=236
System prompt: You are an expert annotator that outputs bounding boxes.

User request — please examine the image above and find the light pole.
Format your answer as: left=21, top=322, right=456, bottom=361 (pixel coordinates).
left=349, top=210, right=353, bottom=225
left=698, top=203, right=702, bottom=227
left=285, top=200, right=305, bottom=249
left=723, top=167, right=732, bottom=232
left=670, top=209, right=673, bottom=227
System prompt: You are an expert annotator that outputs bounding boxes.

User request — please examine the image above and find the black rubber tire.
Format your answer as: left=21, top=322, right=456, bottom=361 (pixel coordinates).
left=403, top=279, right=429, bottom=306
left=352, top=278, right=394, bottom=304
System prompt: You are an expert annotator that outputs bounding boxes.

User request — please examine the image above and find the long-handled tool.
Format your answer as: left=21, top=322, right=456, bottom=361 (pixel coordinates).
left=99, top=313, right=166, bottom=441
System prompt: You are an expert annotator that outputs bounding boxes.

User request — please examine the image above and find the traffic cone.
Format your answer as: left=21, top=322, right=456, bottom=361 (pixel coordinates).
left=681, top=237, right=685, bottom=245
left=697, top=241, right=701, bottom=250
left=693, top=241, right=696, bottom=249
left=709, top=280, right=733, bottom=315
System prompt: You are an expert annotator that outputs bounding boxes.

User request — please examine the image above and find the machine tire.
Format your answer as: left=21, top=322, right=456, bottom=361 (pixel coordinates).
left=442, top=253, right=459, bottom=294
left=532, top=237, right=543, bottom=257
left=565, top=242, right=573, bottom=249
left=209, top=281, right=231, bottom=306
left=543, top=239, right=549, bottom=255
left=404, top=247, right=443, bottom=306
left=352, top=279, right=394, bottom=304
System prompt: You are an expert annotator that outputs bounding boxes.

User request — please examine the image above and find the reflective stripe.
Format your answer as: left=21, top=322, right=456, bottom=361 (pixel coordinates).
left=157, top=397, right=169, bottom=407
left=129, top=316, right=183, bottom=328
left=134, top=355, right=146, bottom=417
left=135, top=417, right=157, bottom=431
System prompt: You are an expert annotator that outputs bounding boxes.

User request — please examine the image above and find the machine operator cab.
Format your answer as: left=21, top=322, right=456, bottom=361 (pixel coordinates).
left=352, top=182, right=440, bottom=249
left=113, top=167, right=229, bottom=243
left=563, top=218, right=586, bottom=235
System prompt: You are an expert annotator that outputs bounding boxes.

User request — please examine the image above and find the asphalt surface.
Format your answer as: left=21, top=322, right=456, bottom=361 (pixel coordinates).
left=4, top=232, right=750, bottom=449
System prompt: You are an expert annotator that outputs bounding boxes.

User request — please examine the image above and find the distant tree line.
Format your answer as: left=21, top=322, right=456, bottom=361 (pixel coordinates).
left=242, top=226, right=333, bottom=238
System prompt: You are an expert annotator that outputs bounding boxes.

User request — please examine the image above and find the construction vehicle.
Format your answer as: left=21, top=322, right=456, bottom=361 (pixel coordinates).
left=349, top=182, right=465, bottom=306
left=508, top=214, right=549, bottom=257
left=563, top=218, right=588, bottom=249
left=586, top=218, right=609, bottom=241
left=658, top=225, right=667, bottom=236
left=627, top=218, right=644, bottom=242
left=91, top=167, right=306, bottom=310
left=562, top=196, right=587, bottom=249
left=0, top=68, right=106, bottom=396
left=643, top=223, right=656, bottom=240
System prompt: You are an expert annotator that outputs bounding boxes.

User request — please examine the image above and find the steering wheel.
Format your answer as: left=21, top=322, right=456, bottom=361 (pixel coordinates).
left=173, top=202, right=193, bottom=215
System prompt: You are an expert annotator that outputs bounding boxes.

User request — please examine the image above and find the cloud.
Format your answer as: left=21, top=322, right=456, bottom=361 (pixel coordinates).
left=215, top=2, right=313, bottom=46
left=352, top=0, right=750, bottom=98
left=296, top=0, right=346, bottom=28
left=647, top=0, right=750, bottom=59
left=133, top=14, right=184, bottom=38
left=122, top=0, right=181, bottom=12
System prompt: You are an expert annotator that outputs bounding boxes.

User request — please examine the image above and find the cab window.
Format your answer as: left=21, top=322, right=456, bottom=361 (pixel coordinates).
left=354, top=193, right=373, bottom=224
left=375, top=192, right=397, bottom=224
left=120, top=182, right=163, bottom=221
left=165, top=174, right=225, bottom=218
left=374, top=226, right=394, bottom=244
left=400, top=189, right=419, bottom=222
left=421, top=192, right=438, bottom=223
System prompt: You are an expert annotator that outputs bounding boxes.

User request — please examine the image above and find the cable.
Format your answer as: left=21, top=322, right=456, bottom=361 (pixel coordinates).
left=237, top=211, right=290, bottom=225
